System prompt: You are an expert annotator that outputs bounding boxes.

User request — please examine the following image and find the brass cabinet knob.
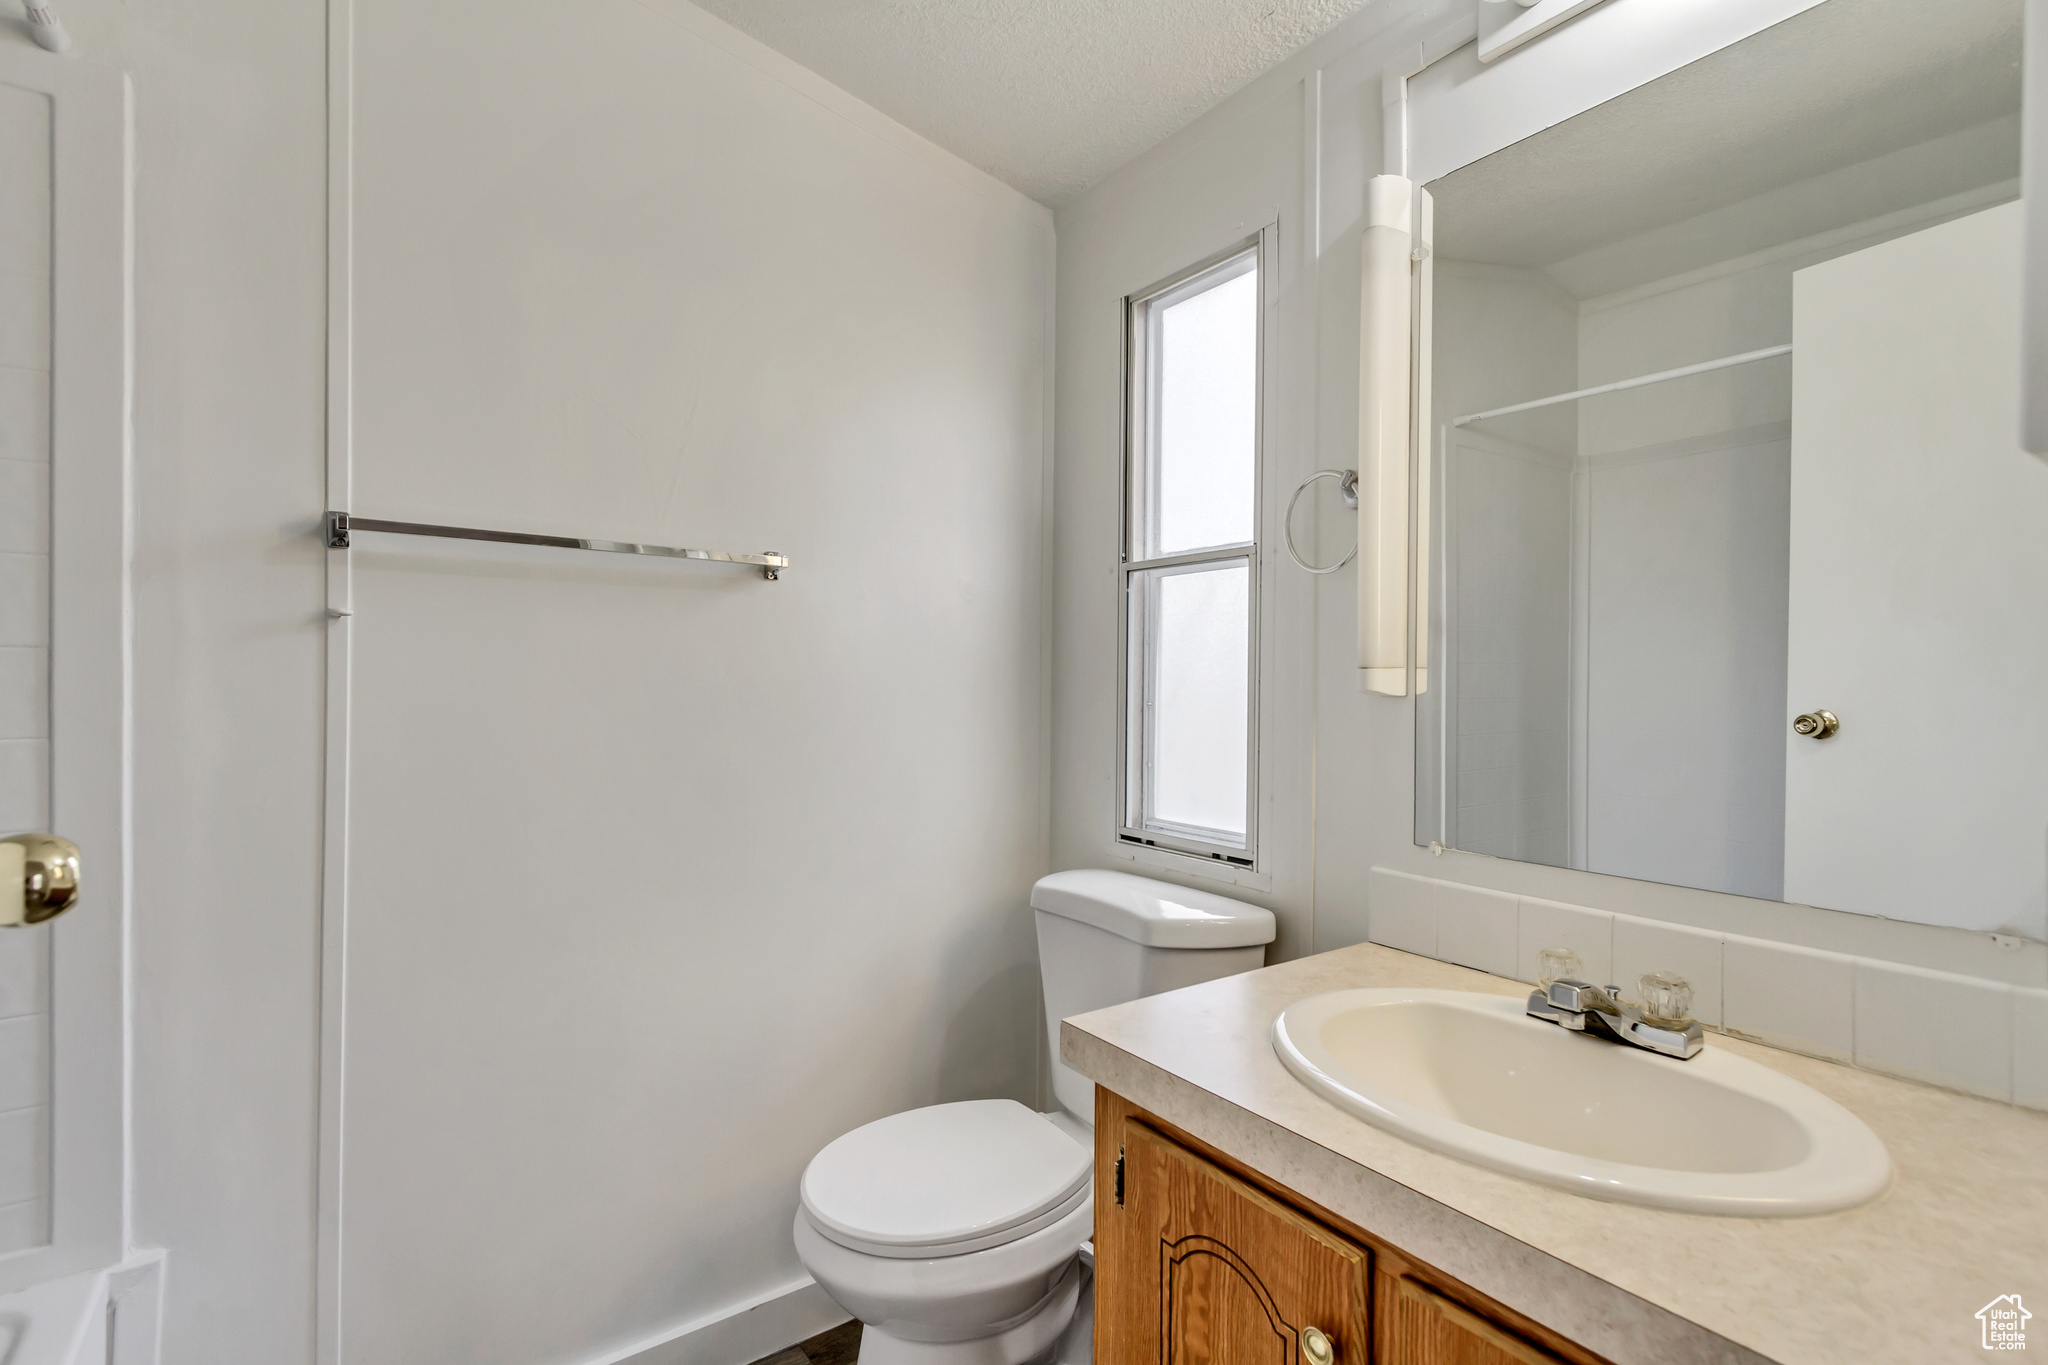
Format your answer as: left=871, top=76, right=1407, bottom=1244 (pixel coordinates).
left=1792, top=710, right=1840, bottom=739
left=1301, top=1326, right=1335, bottom=1365
left=0, top=834, right=80, bottom=926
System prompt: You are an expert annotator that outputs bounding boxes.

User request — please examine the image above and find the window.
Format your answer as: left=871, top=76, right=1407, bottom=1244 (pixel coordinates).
left=1120, top=245, right=1261, bottom=863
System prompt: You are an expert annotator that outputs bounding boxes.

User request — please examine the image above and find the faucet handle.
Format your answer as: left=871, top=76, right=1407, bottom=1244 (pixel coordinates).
left=1638, top=972, right=1694, bottom=1027
left=1535, top=946, right=1583, bottom=989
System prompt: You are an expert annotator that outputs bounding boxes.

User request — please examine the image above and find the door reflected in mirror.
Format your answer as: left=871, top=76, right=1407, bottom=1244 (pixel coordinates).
left=1413, top=0, right=2046, bottom=940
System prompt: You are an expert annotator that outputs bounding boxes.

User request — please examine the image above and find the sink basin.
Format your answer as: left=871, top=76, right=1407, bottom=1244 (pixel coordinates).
left=1272, top=988, right=1890, bottom=1216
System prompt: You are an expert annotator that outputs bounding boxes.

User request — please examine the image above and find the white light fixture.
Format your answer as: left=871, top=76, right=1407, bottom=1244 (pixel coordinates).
left=1358, top=175, right=1415, bottom=697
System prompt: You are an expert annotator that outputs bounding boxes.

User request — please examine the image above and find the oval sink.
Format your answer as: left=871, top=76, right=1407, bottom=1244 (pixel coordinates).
left=1272, top=988, right=1890, bottom=1216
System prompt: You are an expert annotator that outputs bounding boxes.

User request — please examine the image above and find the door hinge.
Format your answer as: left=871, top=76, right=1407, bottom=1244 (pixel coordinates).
left=1114, top=1146, right=1125, bottom=1206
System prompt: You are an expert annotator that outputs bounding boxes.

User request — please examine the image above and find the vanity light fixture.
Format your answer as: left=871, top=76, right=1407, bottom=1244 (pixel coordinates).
left=1358, top=175, right=1432, bottom=697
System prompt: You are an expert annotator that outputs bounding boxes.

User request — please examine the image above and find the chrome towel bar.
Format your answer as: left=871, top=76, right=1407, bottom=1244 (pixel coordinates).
left=325, top=511, right=788, bottom=580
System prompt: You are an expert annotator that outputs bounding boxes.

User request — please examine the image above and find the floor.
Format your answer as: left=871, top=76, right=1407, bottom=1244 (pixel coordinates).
left=748, top=1319, right=862, bottom=1365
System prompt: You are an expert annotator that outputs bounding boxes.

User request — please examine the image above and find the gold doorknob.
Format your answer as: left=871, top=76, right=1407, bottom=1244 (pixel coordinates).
left=0, top=834, right=80, bottom=926
left=1792, top=710, right=1839, bottom=739
left=1301, top=1326, right=1335, bottom=1365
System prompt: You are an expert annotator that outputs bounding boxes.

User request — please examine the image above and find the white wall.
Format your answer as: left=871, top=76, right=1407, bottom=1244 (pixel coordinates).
left=24, top=0, right=1051, bottom=1362
left=1052, top=0, right=2048, bottom=1004
left=1050, top=63, right=1318, bottom=950
left=333, top=2, right=1052, bottom=1361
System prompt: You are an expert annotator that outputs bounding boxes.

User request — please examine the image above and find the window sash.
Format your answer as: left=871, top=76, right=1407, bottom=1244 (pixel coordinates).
left=1123, top=552, right=1256, bottom=851
left=1131, top=249, right=1259, bottom=563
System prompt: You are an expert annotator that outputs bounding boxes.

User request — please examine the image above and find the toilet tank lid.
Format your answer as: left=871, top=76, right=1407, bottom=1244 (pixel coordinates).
left=1030, top=869, right=1276, bottom=949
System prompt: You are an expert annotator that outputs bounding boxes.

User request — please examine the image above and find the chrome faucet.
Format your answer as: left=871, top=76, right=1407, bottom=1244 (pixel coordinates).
left=1525, top=957, right=1704, bottom=1060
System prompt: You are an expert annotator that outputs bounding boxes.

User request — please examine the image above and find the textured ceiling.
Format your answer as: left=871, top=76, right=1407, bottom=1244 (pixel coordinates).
left=691, top=0, right=1377, bottom=206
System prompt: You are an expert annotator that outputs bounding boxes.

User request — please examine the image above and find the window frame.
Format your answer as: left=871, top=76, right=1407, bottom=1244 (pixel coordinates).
left=1116, top=236, right=1267, bottom=868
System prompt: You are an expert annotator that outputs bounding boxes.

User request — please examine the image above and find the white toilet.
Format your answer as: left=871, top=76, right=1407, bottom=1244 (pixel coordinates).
left=792, top=869, right=1276, bottom=1365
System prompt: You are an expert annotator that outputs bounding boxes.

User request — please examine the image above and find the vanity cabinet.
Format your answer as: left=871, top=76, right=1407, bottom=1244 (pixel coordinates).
left=1112, top=1119, right=1372, bottom=1365
left=1094, top=1090, right=1604, bottom=1365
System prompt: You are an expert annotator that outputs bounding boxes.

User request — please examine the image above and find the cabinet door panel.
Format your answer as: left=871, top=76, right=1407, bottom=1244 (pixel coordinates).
left=1113, top=1123, right=1371, bottom=1365
left=1161, top=1234, right=1296, bottom=1365
left=1384, top=1274, right=1569, bottom=1365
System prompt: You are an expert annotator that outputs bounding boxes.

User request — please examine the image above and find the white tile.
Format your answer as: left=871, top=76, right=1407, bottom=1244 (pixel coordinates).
left=1435, top=882, right=1516, bottom=978
left=0, top=1106, right=46, bottom=1206
left=1722, top=936, right=1854, bottom=1062
left=0, top=554, right=47, bottom=648
left=0, top=739, right=47, bottom=831
left=1854, top=960, right=2011, bottom=1100
left=0, top=367, right=49, bottom=465
left=1516, top=896, right=1612, bottom=986
left=0, top=932, right=47, bottom=1019
left=2015, top=988, right=2048, bottom=1112
left=0, top=462, right=46, bottom=554
left=0, top=648, right=45, bottom=740
left=1611, top=917, right=1723, bottom=1027
left=0, top=1198, right=46, bottom=1257
left=0, top=1016, right=47, bottom=1113
left=1367, top=867, right=1436, bottom=957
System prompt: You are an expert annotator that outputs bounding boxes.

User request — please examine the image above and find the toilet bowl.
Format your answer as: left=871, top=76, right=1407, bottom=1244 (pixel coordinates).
left=792, top=870, right=1276, bottom=1365
left=793, top=1105, right=1092, bottom=1365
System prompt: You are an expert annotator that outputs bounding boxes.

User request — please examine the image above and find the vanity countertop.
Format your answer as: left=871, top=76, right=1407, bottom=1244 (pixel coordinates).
left=1061, top=941, right=2046, bottom=1365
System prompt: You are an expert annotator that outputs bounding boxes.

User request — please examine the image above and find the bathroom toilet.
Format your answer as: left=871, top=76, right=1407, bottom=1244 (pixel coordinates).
left=792, top=869, right=1276, bottom=1365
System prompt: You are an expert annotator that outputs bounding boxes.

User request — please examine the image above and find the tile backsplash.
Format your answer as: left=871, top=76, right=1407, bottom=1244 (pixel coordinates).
left=1368, top=866, right=2048, bottom=1110
left=1722, top=937, right=1853, bottom=1062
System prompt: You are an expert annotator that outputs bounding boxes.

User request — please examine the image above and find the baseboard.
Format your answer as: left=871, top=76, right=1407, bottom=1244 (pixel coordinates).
left=583, top=1277, right=850, bottom=1365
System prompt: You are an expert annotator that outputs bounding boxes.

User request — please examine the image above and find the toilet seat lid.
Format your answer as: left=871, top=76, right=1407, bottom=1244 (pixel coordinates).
left=800, top=1100, right=1091, bottom=1257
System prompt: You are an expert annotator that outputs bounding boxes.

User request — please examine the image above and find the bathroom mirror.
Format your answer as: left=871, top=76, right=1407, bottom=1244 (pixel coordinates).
left=1413, top=0, right=2048, bottom=940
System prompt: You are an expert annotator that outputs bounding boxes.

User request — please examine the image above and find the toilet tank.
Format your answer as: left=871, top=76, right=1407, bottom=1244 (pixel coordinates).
left=1031, top=869, right=1277, bottom=1124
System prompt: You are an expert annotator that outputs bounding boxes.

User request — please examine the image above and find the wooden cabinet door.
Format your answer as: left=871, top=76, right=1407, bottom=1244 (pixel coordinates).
left=1104, top=1122, right=1371, bottom=1365
left=1380, top=1275, right=1570, bottom=1365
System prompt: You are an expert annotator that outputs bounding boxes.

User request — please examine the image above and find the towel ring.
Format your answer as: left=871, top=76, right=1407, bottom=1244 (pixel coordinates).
left=1283, top=469, right=1359, bottom=575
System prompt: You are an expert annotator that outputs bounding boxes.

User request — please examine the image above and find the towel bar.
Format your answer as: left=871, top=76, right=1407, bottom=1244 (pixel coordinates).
left=325, top=511, right=787, bottom=580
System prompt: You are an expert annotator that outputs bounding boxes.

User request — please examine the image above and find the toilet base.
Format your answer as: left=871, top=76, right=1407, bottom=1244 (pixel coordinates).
left=855, top=1260, right=1084, bottom=1365
left=1051, top=1258, right=1092, bottom=1365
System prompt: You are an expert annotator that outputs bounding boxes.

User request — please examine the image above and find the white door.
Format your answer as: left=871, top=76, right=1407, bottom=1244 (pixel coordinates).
left=0, top=41, right=128, bottom=1291
left=1784, top=201, right=2048, bottom=939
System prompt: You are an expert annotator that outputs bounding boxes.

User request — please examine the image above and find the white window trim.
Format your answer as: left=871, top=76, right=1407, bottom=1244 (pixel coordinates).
left=1115, top=232, right=1271, bottom=870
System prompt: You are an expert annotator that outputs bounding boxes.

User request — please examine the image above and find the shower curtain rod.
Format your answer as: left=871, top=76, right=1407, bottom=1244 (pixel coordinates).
left=1450, top=344, right=1792, bottom=428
